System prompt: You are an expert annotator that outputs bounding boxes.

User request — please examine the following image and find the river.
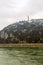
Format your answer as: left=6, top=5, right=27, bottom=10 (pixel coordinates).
left=0, top=47, right=43, bottom=65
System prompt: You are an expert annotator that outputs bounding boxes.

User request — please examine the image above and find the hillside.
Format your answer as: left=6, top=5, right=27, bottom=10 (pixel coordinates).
left=0, top=19, right=43, bottom=43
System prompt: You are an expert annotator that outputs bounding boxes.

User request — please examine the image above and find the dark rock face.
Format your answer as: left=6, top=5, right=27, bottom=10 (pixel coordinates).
left=0, top=19, right=43, bottom=43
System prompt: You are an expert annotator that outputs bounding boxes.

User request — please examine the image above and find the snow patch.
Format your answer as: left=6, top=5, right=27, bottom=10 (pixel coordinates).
left=19, top=22, right=24, bottom=25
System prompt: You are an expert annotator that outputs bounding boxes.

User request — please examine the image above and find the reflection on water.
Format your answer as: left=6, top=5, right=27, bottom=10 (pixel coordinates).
left=0, top=47, right=43, bottom=65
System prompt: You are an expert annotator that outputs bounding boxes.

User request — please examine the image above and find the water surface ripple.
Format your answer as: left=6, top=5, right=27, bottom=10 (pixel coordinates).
left=0, top=47, right=43, bottom=65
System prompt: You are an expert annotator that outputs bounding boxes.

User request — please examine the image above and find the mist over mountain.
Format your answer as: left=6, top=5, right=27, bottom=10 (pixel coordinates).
left=0, top=19, right=43, bottom=43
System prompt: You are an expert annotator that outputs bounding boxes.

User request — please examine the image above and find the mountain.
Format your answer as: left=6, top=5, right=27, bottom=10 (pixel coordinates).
left=0, top=19, right=43, bottom=43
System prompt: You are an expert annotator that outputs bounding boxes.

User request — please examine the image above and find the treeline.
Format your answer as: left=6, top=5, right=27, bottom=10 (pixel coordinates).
left=0, top=30, right=43, bottom=43
left=0, top=37, right=19, bottom=43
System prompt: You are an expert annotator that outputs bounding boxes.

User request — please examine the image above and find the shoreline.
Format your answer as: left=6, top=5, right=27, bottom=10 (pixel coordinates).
left=0, top=43, right=43, bottom=47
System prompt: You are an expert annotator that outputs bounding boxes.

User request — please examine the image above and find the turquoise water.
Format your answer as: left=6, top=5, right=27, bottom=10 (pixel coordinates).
left=0, top=47, right=43, bottom=65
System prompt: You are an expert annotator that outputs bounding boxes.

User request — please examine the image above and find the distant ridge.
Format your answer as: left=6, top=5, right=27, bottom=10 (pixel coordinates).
left=0, top=19, right=43, bottom=43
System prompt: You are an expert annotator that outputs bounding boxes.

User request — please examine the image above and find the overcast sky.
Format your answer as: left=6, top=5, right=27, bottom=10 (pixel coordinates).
left=0, top=0, right=43, bottom=30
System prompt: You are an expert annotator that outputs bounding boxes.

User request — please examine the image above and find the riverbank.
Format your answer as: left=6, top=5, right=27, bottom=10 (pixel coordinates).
left=0, top=43, right=43, bottom=47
